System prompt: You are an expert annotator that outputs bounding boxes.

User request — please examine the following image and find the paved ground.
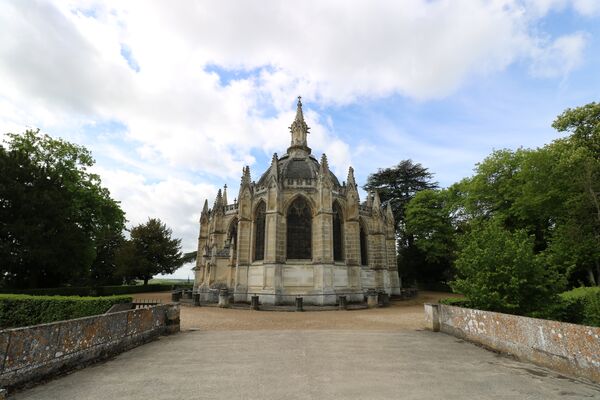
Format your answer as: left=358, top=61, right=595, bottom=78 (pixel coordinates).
left=134, top=291, right=460, bottom=331
left=14, top=330, right=600, bottom=400
left=11, top=292, right=600, bottom=399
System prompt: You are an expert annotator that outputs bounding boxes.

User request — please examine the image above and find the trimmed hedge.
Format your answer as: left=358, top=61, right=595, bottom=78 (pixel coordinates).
left=0, top=284, right=177, bottom=297
left=0, top=294, right=132, bottom=329
left=559, top=287, right=600, bottom=327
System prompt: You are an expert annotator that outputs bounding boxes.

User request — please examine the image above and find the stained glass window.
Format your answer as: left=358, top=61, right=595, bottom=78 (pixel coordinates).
left=333, top=202, right=343, bottom=261
left=287, top=197, right=312, bottom=259
left=254, top=202, right=266, bottom=261
left=360, top=223, right=368, bottom=266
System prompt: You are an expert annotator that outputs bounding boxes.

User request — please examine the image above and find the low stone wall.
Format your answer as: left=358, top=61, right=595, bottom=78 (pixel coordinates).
left=424, top=304, right=600, bottom=384
left=0, top=303, right=179, bottom=391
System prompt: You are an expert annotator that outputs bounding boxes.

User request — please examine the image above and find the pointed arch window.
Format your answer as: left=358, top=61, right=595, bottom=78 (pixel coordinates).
left=227, top=218, right=238, bottom=261
left=287, top=197, right=312, bottom=259
left=254, top=202, right=266, bottom=261
left=333, top=202, right=344, bottom=262
left=359, top=223, right=368, bottom=266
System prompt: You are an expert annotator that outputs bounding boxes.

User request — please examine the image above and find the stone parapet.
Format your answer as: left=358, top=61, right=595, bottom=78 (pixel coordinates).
left=424, top=304, right=600, bottom=384
left=0, top=303, right=179, bottom=392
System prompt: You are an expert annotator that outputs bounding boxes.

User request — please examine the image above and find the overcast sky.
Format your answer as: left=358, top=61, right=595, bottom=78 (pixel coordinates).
left=1, top=0, right=599, bottom=279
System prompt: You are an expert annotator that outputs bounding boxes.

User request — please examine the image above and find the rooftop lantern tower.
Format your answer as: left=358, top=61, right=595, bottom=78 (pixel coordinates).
left=288, top=96, right=311, bottom=156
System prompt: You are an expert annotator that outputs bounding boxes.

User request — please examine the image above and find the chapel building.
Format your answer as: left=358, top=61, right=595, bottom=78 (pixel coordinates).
left=194, top=97, right=400, bottom=305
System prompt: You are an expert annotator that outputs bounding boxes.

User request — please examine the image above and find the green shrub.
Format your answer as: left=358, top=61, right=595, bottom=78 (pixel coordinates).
left=559, top=287, right=600, bottom=327
left=439, top=297, right=471, bottom=307
left=451, top=220, right=565, bottom=315
left=0, top=294, right=132, bottom=329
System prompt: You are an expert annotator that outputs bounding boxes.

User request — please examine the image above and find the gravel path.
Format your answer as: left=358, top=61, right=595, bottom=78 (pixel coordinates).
left=132, top=291, right=460, bottom=331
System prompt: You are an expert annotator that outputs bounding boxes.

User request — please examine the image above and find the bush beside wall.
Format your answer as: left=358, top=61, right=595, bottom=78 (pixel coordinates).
left=0, top=294, right=132, bottom=329
left=559, top=287, right=600, bottom=327
left=441, top=286, right=600, bottom=327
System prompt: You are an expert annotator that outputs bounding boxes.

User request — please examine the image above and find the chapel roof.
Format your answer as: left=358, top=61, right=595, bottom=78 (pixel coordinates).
left=256, top=153, right=341, bottom=187
left=256, top=97, right=342, bottom=188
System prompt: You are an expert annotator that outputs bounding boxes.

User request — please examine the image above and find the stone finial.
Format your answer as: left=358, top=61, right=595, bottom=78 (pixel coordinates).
left=201, top=199, right=209, bottom=215
left=213, top=188, right=222, bottom=209
left=347, top=166, right=356, bottom=186
left=241, top=166, right=251, bottom=185
left=386, top=202, right=394, bottom=223
left=366, top=190, right=373, bottom=207
left=222, top=184, right=228, bottom=205
left=373, top=190, right=382, bottom=211
left=320, top=153, right=329, bottom=171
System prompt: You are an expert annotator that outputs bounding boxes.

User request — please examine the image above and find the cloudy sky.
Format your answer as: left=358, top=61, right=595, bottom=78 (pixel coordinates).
left=1, top=0, right=599, bottom=279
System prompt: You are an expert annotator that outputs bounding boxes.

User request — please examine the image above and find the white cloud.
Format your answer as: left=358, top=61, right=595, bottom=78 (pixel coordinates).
left=529, top=33, right=587, bottom=78
left=0, top=0, right=595, bottom=277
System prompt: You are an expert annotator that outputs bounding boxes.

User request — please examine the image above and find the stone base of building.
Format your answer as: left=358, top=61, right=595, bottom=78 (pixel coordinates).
left=195, top=262, right=398, bottom=306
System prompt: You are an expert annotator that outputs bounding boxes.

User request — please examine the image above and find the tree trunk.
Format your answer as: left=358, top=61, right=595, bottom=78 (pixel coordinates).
left=143, top=277, right=149, bottom=286
left=587, top=267, right=597, bottom=287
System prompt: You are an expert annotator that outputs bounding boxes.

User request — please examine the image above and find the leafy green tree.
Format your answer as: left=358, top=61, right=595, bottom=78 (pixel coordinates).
left=363, top=159, right=437, bottom=231
left=404, top=189, right=456, bottom=284
left=451, top=219, right=565, bottom=315
left=116, top=218, right=183, bottom=285
left=364, top=160, right=437, bottom=286
left=0, top=130, right=125, bottom=288
left=552, top=102, right=600, bottom=160
left=551, top=103, right=600, bottom=285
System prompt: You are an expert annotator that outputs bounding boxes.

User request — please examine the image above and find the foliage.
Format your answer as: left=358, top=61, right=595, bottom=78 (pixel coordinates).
left=558, top=287, right=600, bottom=327
left=450, top=220, right=565, bottom=315
left=363, top=159, right=437, bottom=230
left=438, top=297, right=470, bottom=307
left=404, top=189, right=456, bottom=284
left=0, top=294, right=132, bottom=328
left=180, top=251, right=198, bottom=265
left=363, top=159, right=437, bottom=285
left=448, top=132, right=600, bottom=286
left=116, top=218, right=183, bottom=285
left=0, top=130, right=125, bottom=289
left=552, top=102, right=600, bottom=159
left=0, top=284, right=174, bottom=297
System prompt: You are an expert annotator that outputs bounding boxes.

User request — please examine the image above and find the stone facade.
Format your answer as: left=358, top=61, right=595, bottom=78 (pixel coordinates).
left=194, top=97, right=400, bottom=305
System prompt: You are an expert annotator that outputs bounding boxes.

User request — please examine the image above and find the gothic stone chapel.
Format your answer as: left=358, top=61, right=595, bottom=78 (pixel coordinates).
left=194, top=97, right=400, bottom=305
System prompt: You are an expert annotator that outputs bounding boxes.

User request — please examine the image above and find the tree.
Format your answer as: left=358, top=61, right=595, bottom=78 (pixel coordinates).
left=551, top=103, right=600, bottom=285
left=0, top=130, right=125, bottom=288
left=116, top=218, right=183, bottom=285
left=404, top=189, right=456, bottom=284
left=364, top=160, right=437, bottom=286
left=451, top=219, right=565, bottom=315
left=363, top=160, right=437, bottom=231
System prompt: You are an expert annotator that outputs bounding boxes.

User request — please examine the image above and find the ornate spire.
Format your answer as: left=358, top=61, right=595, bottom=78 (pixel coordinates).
left=269, top=153, right=279, bottom=181
left=241, top=166, right=251, bottom=185
left=222, top=184, right=228, bottom=205
left=320, top=153, right=329, bottom=172
left=200, top=199, right=209, bottom=222
left=213, top=188, right=222, bottom=209
left=372, top=190, right=382, bottom=211
left=386, top=202, right=394, bottom=220
left=288, top=96, right=311, bottom=154
left=347, top=166, right=356, bottom=187
left=366, top=190, right=373, bottom=207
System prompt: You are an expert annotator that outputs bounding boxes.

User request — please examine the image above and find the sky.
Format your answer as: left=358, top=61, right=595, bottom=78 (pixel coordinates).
left=1, top=0, right=599, bottom=279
